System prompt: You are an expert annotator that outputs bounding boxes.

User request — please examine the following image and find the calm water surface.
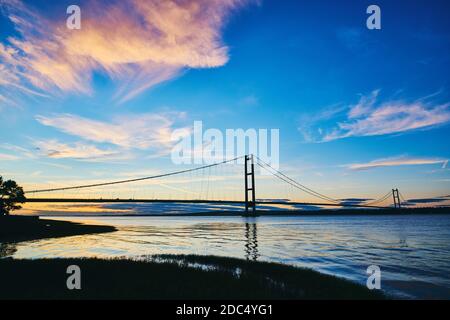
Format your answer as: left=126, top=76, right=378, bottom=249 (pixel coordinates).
left=2, top=214, right=450, bottom=299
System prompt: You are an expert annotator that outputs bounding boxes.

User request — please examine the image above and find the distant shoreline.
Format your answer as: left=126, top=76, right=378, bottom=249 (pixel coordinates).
left=32, top=206, right=450, bottom=218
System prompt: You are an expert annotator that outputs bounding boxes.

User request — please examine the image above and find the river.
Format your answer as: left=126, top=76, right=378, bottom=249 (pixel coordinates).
left=2, top=214, right=450, bottom=299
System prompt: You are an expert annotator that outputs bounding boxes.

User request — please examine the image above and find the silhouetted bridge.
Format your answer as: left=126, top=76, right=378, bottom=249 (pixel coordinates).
left=24, top=198, right=387, bottom=209
left=24, top=155, right=407, bottom=213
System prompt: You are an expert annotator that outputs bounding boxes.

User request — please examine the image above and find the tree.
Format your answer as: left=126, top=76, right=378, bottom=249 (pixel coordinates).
left=0, top=176, right=26, bottom=216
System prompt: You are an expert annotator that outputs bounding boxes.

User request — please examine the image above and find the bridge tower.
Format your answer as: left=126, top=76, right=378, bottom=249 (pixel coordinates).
left=244, top=154, right=256, bottom=215
left=392, top=188, right=401, bottom=209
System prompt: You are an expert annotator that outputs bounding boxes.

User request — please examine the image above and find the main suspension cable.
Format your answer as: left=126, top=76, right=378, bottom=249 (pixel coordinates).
left=25, top=156, right=245, bottom=194
left=255, top=157, right=341, bottom=203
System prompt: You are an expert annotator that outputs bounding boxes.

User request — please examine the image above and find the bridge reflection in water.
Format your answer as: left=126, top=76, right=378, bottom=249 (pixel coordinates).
left=244, top=218, right=259, bottom=261
left=0, top=242, right=17, bottom=258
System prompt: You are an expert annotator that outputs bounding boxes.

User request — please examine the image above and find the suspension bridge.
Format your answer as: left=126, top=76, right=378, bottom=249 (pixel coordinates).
left=23, top=154, right=412, bottom=214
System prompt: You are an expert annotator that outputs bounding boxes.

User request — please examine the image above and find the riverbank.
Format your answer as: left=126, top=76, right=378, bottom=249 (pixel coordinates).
left=0, top=254, right=385, bottom=299
left=0, top=216, right=116, bottom=242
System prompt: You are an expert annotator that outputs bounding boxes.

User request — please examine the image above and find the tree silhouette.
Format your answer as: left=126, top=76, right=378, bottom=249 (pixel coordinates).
left=0, top=176, right=26, bottom=216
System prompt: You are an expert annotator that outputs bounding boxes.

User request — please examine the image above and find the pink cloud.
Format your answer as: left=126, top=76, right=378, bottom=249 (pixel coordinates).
left=347, top=156, right=448, bottom=171
left=0, top=0, right=251, bottom=103
left=0, top=153, right=20, bottom=160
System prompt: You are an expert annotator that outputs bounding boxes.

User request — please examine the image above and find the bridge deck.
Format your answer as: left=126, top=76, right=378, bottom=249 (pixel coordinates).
left=24, top=198, right=388, bottom=209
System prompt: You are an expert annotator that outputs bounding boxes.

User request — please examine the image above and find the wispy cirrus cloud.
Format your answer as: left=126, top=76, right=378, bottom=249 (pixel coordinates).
left=346, top=156, right=448, bottom=171
left=33, top=140, right=119, bottom=160
left=1, top=111, right=191, bottom=161
left=0, top=0, right=252, bottom=105
left=299, top=90, right=450, bottom=142
left=0, top=93, right=18, bottom=110
left=0, top=143, right=36, bottom=159
left=0, top=153, right=20, bottom=160
left=35, top=112, right=188, bottom=150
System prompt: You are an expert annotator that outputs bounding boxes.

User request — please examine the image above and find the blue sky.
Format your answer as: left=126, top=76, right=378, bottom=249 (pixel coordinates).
left=0, top=0, right=449, bottom=205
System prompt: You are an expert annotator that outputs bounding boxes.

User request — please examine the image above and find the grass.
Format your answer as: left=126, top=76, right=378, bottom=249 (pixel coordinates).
left=0, top=254, right=385, bottom=300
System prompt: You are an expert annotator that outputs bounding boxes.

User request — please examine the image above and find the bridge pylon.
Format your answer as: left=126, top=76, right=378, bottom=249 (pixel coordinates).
left=392, top=188, right=401, bottom=209
left=244, top=154, right=256, bottom=215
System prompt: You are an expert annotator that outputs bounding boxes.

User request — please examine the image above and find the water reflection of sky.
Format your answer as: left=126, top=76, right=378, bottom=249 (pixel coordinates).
left=3, top=214, right=450, bottom=299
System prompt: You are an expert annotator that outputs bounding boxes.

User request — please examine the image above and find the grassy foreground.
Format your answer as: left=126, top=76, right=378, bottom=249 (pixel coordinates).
left=0, top=255, right=385, bottom=300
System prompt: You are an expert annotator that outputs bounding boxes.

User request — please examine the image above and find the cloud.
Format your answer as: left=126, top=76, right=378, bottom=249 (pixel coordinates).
left=298, top=103, right=347, bottom=142
left=0, top=0, right=251, bottom=103
left=347, top=90, right=379, bottom=119
left=0, top=153, right=19, bottom=160
left=347, top=156, right=448, bottom=171
left=35, top=112, right=188, bottom=152
left=0, top=93, right=19, bottom=109
left=299, top=90, right=450, bottom=142
left=405, top=195, right=450, bottom=205
left=0, top=93, right=14, bottom=104
left=33, top=140, right=119, bottom=160
left=0, top=143, right=36, bottom=158
left=5, top=111, right=191, bottom=161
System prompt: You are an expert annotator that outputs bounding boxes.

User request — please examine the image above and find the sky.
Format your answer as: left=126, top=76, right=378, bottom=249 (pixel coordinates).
left=0, top=0, right=449, bottom=207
